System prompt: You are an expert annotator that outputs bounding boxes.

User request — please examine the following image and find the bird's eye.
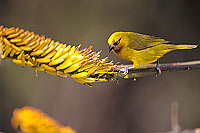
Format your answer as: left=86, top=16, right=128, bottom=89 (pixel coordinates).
left=114, top=38, right=121, bottom=45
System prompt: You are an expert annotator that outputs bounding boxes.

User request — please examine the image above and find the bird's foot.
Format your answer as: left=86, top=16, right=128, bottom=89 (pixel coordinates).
left=119, top=66, right=135, bottom=79
left=119, top=67, right=129, bottom=74
left=155, top=60, right=161, bottom=77
left=119, top=67, right=129, bottom=78
left=155, top=66, right=161, bottom=77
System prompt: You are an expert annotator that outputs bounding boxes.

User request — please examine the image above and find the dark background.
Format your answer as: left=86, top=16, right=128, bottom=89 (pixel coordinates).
left=0, top=0, right=200, bottom=133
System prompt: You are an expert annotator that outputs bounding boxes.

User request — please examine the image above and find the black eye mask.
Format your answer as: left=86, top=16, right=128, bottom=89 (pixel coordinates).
left=113, top=38, right=121, bottom=46
left=108, top=38, right=121, bottom=53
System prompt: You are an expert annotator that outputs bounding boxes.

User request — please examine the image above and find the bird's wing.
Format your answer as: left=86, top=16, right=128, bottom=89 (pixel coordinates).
left=127, top=32, right=169, bottom=50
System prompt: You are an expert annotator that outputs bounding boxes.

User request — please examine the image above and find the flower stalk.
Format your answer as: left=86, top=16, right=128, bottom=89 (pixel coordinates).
left=0, top=26, right=199, bottom=86
left=0, top=26, right=119, bottom=86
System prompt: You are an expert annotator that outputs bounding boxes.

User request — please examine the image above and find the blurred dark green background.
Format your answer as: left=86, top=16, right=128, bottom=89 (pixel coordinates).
left=0, top=0, right=200, bottom=133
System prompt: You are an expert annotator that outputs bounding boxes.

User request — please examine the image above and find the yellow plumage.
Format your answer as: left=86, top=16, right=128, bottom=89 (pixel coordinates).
left=108, top=32, right=198, bottom=68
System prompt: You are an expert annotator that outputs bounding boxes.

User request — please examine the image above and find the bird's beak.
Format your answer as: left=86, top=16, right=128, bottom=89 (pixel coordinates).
left=108, top=44, right=115, bottom=53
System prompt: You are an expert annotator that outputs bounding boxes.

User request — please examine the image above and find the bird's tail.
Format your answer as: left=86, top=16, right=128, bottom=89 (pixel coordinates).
left=176, top=44, right=198, bottom=49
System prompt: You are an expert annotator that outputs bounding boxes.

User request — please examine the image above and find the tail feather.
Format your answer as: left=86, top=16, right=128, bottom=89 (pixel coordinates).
left=176, top=44, right=198, bottom=49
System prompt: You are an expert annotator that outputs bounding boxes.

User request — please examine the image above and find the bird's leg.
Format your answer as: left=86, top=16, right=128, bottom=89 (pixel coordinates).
left=119, top=65, right=131, bottom=79
left=119, top=64, right=136, bottom=80
left=119, top=67, right=129, bottom=75
left=155, top=59, right=161, bottom=76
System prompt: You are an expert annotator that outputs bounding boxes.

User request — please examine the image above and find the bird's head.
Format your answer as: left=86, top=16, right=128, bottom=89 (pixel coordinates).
left=107, top=32, right=125, bottom=53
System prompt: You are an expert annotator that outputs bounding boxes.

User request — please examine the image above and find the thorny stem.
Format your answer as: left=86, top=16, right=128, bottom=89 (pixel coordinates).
left=114, top=60, right=200, bottom=79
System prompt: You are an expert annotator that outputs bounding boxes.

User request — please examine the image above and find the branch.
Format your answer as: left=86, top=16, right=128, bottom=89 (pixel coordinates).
left=1, top=26, right=199, bottom=86
left=114, top=60, right=200, bottom=79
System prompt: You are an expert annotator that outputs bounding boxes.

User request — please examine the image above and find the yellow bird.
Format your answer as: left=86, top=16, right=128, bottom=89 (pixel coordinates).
left=108, top=31, right=198, bottom=72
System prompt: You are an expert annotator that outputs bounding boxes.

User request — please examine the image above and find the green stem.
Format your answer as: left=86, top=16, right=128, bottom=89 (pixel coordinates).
left=115, top=60, right=200, bottom=79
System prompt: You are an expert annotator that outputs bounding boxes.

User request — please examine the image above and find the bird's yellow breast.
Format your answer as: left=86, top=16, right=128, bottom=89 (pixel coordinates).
left=113, top=45, right=153, bottom=67
left=113, top=43, right=135, bottom=61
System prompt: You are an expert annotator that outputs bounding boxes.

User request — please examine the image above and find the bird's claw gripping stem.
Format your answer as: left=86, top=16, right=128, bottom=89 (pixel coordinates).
left=119, top=67, right=129, bottom=76
left=155, top=60, right=161, bottom=76
left=119, top=66, right=135, bottom=79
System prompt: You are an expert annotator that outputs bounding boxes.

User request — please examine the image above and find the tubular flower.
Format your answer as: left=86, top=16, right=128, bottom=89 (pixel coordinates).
left=0, top=26, right=119, bottom=86
left=11, top=106, right=76, bottom=133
